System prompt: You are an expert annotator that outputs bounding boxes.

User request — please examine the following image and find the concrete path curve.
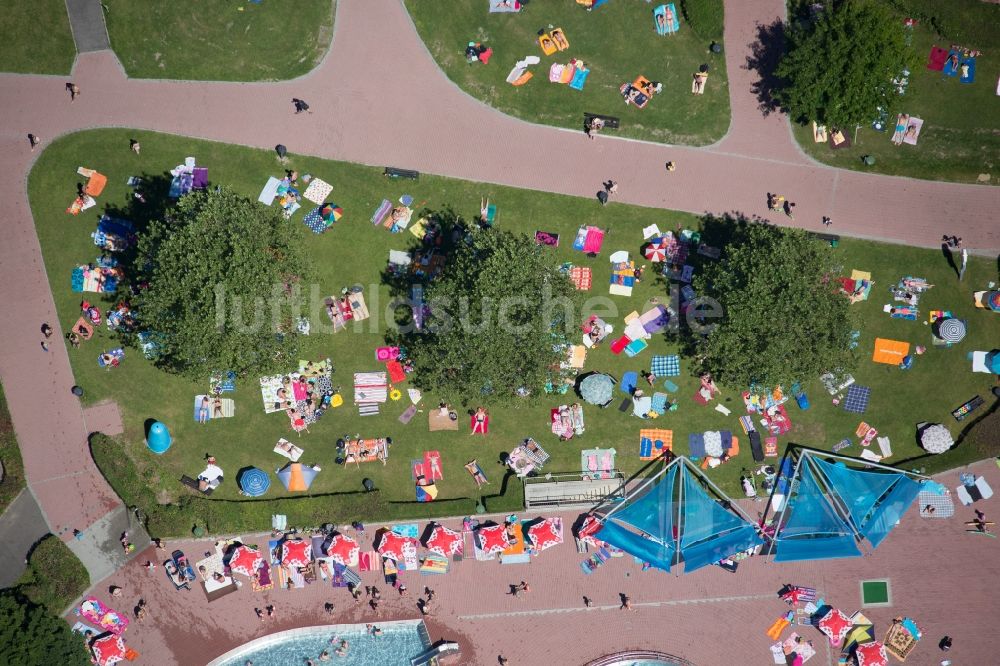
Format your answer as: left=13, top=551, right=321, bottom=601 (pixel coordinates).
left=0, top=0, right=997, bottom=583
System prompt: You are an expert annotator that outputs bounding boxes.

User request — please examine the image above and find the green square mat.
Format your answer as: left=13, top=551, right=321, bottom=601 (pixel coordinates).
left=860, top=579, right=891, bottom=606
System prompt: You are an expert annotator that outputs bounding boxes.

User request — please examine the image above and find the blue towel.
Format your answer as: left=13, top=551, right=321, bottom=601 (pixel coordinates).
left=621, top=371, right=637, bottom=395
left=653, top=4, right=680, bottom=35
left=688, top=433, right=706, bottom=457
left=651, top=393, right=668, bottom=414
left=960, top=57, right=975, bottom=83
left=569, top=67, right=590, bottom=91
left=943, top=50, right=960, bottom=77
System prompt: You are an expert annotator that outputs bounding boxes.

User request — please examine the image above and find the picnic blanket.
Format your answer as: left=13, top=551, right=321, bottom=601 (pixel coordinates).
left=651, top=354, right=680, bottom=377
left=872, top=338, right=910, bottom=365
left=573, top=226, right=605, bottom=254
left=639, top=429, right=673, bottom=460
left=489, top=0, right=521, bottom=12
left=354, top=372, right=388, bottom=404
left=71, top=264, right=117, bottom=293
left=884, top=620, right=920, bottom=660
left=302, top=178, right=332, bottom=205
left=843, top=385, right=871, bottom=414
left=902, top=117, right=923, bottom=145
left=193, top=395, right=235, bottom=421
left=257, top=177, right=282, bottom=205
left=568, top=266, right=592, bottom=290
left=926, top=45, right=948, bottom=71
left=429, top=409, right=459, bottom=431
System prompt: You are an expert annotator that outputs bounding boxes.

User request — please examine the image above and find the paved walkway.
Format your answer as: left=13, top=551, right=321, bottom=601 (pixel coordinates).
left=69, top=460, right=1000, bottom=665
left=0, top=490, right=50, bottom=587
left=65, top=0, right=111, bottom=53
left=0, top=0, right=997, bottom=602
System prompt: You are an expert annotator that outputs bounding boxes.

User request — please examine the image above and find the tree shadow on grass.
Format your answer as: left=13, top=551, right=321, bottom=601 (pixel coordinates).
left=745, top=19, right=788, bottom=117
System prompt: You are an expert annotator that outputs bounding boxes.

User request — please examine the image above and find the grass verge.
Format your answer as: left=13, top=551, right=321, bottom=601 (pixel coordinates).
left=404, top=0, right=729, bottom=145
left=0, top=0, right=75, bottom=75
left=0, top=383, right=26, bottom=517
left=28, top=128, right=999, bottom=536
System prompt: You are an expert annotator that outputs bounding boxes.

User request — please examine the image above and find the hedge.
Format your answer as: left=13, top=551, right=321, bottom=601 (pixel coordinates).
left=681, top=0, right=725, bottom=41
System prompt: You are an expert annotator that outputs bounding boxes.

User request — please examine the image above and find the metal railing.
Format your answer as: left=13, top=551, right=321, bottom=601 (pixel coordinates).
left=583, top=650, right=696, bottom=666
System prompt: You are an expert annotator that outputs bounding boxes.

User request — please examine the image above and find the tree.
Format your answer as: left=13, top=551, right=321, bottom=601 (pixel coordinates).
left=691, top=220, right=856, bottom=388
left=775, top=0, right=914, bottom=128
left=405, top=228, right=584, bottom=402
left=134, top=188, right=308, bottom=378
left=0, top=590, right=89, bottom=665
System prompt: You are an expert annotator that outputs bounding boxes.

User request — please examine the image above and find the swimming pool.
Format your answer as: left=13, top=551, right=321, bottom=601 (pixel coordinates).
left=208, top=620, right=430, bottom=666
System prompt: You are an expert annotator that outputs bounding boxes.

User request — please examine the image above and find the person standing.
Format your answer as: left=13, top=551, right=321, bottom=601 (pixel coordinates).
left=66, top=82, right=80, bottom=101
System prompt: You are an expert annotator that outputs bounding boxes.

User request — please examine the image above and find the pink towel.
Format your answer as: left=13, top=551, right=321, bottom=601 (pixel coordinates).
left=583, top=228, right=605, bottom=254
left=600, top=452, right=612, bottom=471
left=587, top=455, right=598, bottom=472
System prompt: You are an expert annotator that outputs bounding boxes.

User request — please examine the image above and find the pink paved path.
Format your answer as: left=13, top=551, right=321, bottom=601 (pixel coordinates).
left=0, top=0, right=997, bottom=587
left=73, top=459, right=1000, bottom=666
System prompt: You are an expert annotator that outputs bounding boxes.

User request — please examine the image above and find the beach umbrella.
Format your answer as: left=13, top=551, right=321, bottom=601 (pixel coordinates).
left=415, top=479, right=438, bottom=502
left=818, top=608, right=853, bottom=646
left=227, top=545, right=263, bottom=578
left=855, top=641, right=888, bottom=666
left=919, top=423, right=955, bottom=454
left=424, top=524, right=463, bottom=557
left=377, top=531, right=417, bottom=561
left=320, top=203, right=343, bottom=224
left=579, top=373, right=615, bottom=406
left=934, top=317, right=966, bottom=343
left=987, top=350, right=1000, bottom=374
left=477, top=524, right=510, bottom=554
left=974, top=290, right=1000, bottom=311
left=576, top=514, right=603, bottom=546
left=91, top=634, right=126, bottom=666
left=326, top=534, right=359, bottom=566
left=281, top=539, right=312, bottom=567
left=238, top=467, right=270, bottom=497
left=527, top=517, right=563, bottom=552
left=276, top=463, right=318, bottom=491
left=644, top=238, right=667, bottom=262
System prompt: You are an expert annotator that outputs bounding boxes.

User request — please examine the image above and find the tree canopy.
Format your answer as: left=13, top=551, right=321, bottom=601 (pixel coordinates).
left=691, top=220, right=856, bottom=388
left=134, top=188, right=308, bottom=378
left=405, top=228, right=584, bottom=402
left=775, top=0, right=914, bottom=128
left=0, top=590, right=89, bottom=665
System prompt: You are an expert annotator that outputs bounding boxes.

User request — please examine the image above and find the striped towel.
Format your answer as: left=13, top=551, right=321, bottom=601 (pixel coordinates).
left=354, top=372, right=388, bottom=403
left=371, top=199, right=392, bottom=225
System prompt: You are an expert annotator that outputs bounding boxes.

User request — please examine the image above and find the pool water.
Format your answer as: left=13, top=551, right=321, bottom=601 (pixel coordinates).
left=210, top=620, right=430, bottom=666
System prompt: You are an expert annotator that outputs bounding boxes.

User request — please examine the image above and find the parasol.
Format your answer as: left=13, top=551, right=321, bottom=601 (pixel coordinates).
left=237, top=467, right=270, bottom=497
left=818, top=608, right=853, bottom=646
left=477, top=524, right=510, bottom=554
left=933, top=317, right=966, bottom=343
left=579, top=372, right=616, bottom=406
left=424, top=524, right=463, bottom=557
left=320, top=203, right=343, bottom=224
left=855, top=641, right=888, bottom=666
left=326, top=534, right=360, bottom=566
left=527, top=517, right=563, bottom=552
left=227, top=544, right=263, bottom=578
left=644, top=238, right=667, bottom=262
left=919, top=423, right=955, bottom=454
left=377, top=531, right=417, bottom=561
left=91, top=634, right=126, bottom=666
left=280, top=539, right=312, bottom=568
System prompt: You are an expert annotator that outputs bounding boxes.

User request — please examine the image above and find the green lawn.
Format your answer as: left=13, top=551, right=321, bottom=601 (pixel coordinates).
left=405, top=0, right=729, bottom=145
left=27, top=129, right=999, bottom=533
left=0, top=0, right=75, bottom=75
left=0, top=383, right=26, bottom=516
left=791, top=0, right=1000, bottom=184
left=103, top=0, right=334, bottom=81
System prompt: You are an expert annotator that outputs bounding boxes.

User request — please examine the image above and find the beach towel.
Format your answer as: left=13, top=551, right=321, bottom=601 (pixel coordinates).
left=583, top=226, right=604, bottom=254
left=651, top=354, right=680, bottom=377
left=548, top=63, right=566, bottom=82
left=399, top=405, right=417, bottom=424
left=257, top=177, right=282, bottom=205
left=489, top=0, right=520, bottom=12
left=569, top=66, right=590, bottom=90
left=902, top=117, right=923, bottom=145
left=650, top=393, right=668, bottom=415
left=624, top=338, right=648, bottom=357
left=354, top=371, right=388, bottom=404
left=371, top=199, right=392, bottom=226
left=569, top=266, right=592, bottom=290
left=302, top=178, right=332, bottom=205
left=535, top=230, right=560, bottom=246
left=274, top=438, right=303, bottom=462
left=386, top=360, right=407, bottom=384
left=302, top=207, right=325, bottom=234
left=688, top=432, right=706, bottom=457
left=193, top=395, right=234, bottom=421
left=843, top=385, right=871, bottom=414
left=653, top=4, right=679, bottom=35
left=943, top=50, right=961, bottom=77
left=639, top=429, right=673, bottom=460
left=872, top=338, right=910, bottom=365
left=926, top=45, right=948, bottom=71
left=424, top=451, right=443, bottom=480
left=812, top=122, right=828, bottom=143
left=471, top=413, right=489, bottom=434
left=429, top=409, right=459, bottom=431
left=960, top=57, right=976, bottom=83
left=884, top=304, right=918, bottom=320
left=539, top=34, right=557, bottom=56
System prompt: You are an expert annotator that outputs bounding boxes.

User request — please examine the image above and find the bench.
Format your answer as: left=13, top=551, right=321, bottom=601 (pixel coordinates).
left=809, top=232, right=840, bottom=247
left=584, top=113, right=620, bottom=129
left=384, top=167, right=419, bottom=180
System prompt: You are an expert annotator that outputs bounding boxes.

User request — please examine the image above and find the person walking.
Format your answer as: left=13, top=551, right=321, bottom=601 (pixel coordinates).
left=130, top=139, right=141, bottom=155
left=41, top=323, right=53, bottom=338
left=782, top=200, right=795, bottom=219
left=28, top=134, right=40, bottom=151
left=822, top=216, right=833, bottom=227
left=665, top=161, right=676, bottom=172
left=66, top=82, right=80, bottom=101
left=292, top=98, right=312, bottom=114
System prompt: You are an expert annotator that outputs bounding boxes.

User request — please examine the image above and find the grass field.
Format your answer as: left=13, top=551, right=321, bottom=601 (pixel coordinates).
left=0, top=384, right=26, bottom=517
left=0, top=0, right=76, bottom=75
left=103, top=0, right=335, bottom=81
left=790, top=0, right=1000, bottom=184
left=27, top=129, right=999, bottom=531
left=405, top=0, right=730, bottom=145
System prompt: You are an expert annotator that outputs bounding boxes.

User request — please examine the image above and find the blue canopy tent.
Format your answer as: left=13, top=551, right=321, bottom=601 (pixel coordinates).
left=772, top=450, right=927, bottom=562
left=595, top=458, right=765, bottom=573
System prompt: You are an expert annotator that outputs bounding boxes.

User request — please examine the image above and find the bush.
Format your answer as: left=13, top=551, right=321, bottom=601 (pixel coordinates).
left=90, top=434, right=522, bottom=537
left=16, top=535, right=90, bottom=613
left=681, top=0, right=725, bottom=40
left=0, top=589, right=89, bottom=665
left=0, top=385, right=26, bottom=515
